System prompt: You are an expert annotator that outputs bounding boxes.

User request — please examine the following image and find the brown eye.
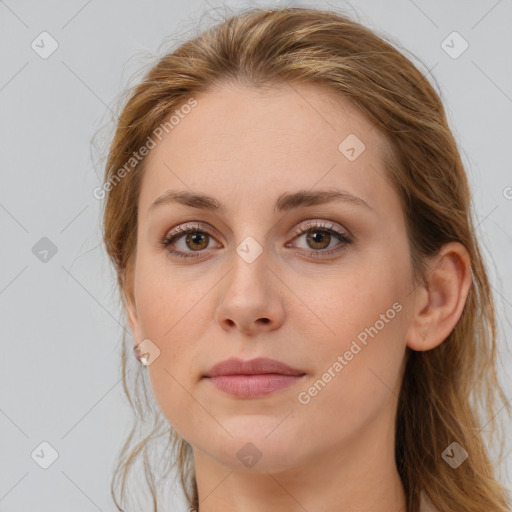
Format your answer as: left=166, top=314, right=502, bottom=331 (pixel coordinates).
left=306, top=230, right=332, bottom=250
left=185, top=232, right=209, bottom=251
left=160, top=220, right=353, bottom=261
left=287, top=220, right=354, bottom=258
left=160, top=224, right=221, bottom=259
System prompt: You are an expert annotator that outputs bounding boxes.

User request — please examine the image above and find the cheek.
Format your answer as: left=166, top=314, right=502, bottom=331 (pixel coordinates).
left=295, top=320, right=406, bottom=450
left=133, top=258, right=213, bottom=437
left=295, top=263, right=407, bottom=423
left=134, top=253, right=211, bottom=343
left=305, top=260, right=406, bottom=345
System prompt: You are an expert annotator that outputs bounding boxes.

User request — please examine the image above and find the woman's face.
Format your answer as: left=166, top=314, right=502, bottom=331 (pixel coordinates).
left=126, top=82, right=417, bottom=472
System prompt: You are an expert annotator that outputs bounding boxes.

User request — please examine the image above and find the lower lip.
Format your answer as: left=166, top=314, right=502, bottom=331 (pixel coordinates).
left=205, top=374, right=305, bottom=398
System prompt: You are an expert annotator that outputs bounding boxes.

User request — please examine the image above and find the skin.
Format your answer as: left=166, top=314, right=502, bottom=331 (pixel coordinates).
left=124, top=82, right=472, bottom=512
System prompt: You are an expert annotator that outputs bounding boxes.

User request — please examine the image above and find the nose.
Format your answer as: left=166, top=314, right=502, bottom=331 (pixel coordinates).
left=214, top=250, right=285, bottom=336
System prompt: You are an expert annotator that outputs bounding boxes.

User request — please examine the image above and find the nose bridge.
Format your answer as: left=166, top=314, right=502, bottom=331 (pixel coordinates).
left=227, top=206, right=288, bottom=289
left=225, top=211, right=271, bottom=286
left=226, top=237, right=269, bottom=302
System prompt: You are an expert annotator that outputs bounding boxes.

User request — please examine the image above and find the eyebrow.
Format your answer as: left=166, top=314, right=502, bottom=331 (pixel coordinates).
left=147, top=188, right=374, bottom=215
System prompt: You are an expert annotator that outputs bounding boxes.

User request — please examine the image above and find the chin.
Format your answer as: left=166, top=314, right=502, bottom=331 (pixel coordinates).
left=213, top=439, right=304, bottom=474
left=195, top=419, right=306, bottom=473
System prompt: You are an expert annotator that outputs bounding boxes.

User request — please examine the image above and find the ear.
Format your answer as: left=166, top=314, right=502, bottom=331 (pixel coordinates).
left=406, top=242, right=472, bottom=351
left=123, top=259, right=143, bottom=345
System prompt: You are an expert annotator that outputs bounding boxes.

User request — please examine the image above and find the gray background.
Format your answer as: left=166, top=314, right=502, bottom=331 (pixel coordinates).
left=1, top=0, right=511, bottom=511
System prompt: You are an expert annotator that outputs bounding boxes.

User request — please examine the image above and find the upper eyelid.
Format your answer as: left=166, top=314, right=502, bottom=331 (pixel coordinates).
left=291, top=220, right=349, bottom=236
left=165, top=222, right=222, bottom=241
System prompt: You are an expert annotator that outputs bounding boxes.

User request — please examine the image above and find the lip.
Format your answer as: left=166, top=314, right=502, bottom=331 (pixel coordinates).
left=202, top=357, right=306, bottom=398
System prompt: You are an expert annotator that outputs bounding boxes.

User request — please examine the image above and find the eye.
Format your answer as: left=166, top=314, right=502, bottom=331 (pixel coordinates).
left=158, top=220, right=354, bottom=260
left=286, top=220, right=353, bottom=257
left=158, top=223, right=221, bottom=259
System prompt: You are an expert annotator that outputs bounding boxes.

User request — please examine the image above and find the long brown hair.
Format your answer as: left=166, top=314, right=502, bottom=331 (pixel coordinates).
left=100, top=6, right=511, bottom=511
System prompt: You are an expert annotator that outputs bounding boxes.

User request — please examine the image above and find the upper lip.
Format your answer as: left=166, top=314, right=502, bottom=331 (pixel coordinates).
left=203, top=357, right=305, bottom=377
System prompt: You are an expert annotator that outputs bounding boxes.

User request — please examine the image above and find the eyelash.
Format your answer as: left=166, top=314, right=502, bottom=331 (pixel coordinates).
left=158, top=221, right=354, bottom=260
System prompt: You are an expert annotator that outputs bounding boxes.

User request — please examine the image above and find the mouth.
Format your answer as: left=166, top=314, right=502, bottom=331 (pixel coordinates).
left=202, top=357, right=306, bottom=398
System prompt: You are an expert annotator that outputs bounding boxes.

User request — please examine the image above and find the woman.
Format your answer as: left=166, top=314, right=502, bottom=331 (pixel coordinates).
left=100, top=6, right=511, bottom=512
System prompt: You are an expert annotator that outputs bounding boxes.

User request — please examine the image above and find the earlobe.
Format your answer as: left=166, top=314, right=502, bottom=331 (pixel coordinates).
left=406, top=242, right=472, bottom=352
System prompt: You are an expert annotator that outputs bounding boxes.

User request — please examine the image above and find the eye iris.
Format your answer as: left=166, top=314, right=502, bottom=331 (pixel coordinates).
left=307, top=230, right=331, bottom=250
left=186, top=232, right=208, bottom=251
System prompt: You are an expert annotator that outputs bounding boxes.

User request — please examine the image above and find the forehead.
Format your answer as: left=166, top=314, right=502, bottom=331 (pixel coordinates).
left=138, top=82, right=396, bottom=218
